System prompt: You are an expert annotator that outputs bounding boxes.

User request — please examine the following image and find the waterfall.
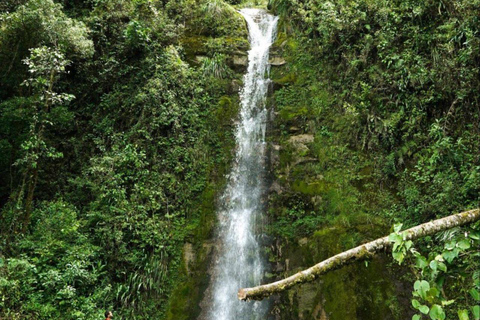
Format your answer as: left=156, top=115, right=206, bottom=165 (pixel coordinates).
left=205, top=9, right=278, bottom=320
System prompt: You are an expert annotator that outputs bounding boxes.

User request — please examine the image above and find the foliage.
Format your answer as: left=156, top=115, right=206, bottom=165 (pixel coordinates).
left=0, top=201, right=107, bottom=319
left=0, top=0, right=246, bottom=318
left=1, top=0, right=479, bottom=318
left=266, top=0, right=480, bottom=318
left=202, top=53, right=231, bottom=79
left=0, top=0, right=93, bottom=97
left=390, top=224, right=480, bottom=320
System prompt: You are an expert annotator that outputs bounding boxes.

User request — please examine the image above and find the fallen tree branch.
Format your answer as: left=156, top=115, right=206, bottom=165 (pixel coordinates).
left=238, top=208, right=480, bottom=301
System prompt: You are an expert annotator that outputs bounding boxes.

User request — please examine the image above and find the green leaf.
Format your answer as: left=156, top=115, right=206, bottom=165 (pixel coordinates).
left=458, top=309, right=469, bottom=320
left=471, top=305, right=479, bottom=320
left=394, top=223, right=403, bottom=232
left=393, top=251, right=405, bottom=264
left=457, top=239, right=471, bottom=250
left=429, top=304, right=446, bottom=320
left=470, top=289, right=480, bottom=301
left=441, top=299, right=454, bottom=306
left=427, top=287, right=440, bottom=301
left=445, top=241, right=456, bottom=250
left=389, top=233, right=403, bottom=243
left=416, top=280, right=431, bottom=300
left=419, top=305, right=430, bottom=314
left=437, top=262, right=447, bottom=272
left=413, top=315, right=421, bottom=320
left=414, top=280, right=422, bottom=291
left=405, top=240, right=413, bottom=251
left=443, top=248, right=459, bottom=263
left=469, top=231, right=480, bottom=241
left=412, top=299, right=421, bottom=308
left=430, top=260, right=438, bottom=272
left=416, top=255, right=429, bottom=269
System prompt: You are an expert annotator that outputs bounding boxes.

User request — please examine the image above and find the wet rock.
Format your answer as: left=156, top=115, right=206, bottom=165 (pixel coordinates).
left=298, top=237, right=309, bottom=246
left=270, top=56, right=287, bottom=66
left=269, top=180, right=283, bottom=194
left=233, top=55, right=248, bottom=66
left=183, top=242, right=195, bottom=275
left=288, top=134, right=315, bottom=145
left=288, top=126, right=301, bottom=133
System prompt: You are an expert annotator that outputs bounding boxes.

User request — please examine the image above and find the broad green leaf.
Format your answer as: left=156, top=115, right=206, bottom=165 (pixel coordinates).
left=405, top=240, right=413, bottom=251
left=457, top=239, right=471, bottom=250
left=413, top=315, right=421, bottom=320
left=470, top=289, right=480, bottom=301
left=471, top=305, right=479, bottom=320
left=429, top=304, right=446, bottom=320
left=414, top=280, right=421, bottom=291
left=427, top=287, right=440, bottom=301
left=412, top=299, right=421, bottom=308
left=416, top=255, right=428, bottom=269
left=438, top=262, right=447, bottom=272
left=445, top=241, right=456, bottom=250
left=443, top=248, right=459, bottom=263
left=419, top=305, right=429, bottom=314
left=393, top=251, right=405, bottom=264
left=430, top=260, right=438, bottom=272
left=389, top=233, right=403, bottom=243
left=458, top=309, right=469, bottom=320
left=417, top=280, right=430, bottom=300
left=469, top=231, right=480, bottom=241
left=394, top=223, right=403, bottom=232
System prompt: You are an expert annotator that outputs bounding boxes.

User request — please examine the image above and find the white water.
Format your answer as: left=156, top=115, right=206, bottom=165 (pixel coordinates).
left=206, top=9, right=278, bottom=320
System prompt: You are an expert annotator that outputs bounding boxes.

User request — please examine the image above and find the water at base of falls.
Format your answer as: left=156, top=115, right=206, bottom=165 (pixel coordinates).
left=204, top=8, right=278, bottom=320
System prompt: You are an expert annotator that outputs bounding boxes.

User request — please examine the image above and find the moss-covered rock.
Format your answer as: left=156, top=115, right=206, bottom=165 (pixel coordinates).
left=266, top=215, right=409, bottom=320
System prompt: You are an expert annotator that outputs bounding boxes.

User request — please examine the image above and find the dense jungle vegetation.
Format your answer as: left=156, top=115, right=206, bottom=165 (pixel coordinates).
left=0, top=0, right=249, bottom=318
left=0, top=0, right=479, bottom=319
left=266, top=0, right=480, bottom=319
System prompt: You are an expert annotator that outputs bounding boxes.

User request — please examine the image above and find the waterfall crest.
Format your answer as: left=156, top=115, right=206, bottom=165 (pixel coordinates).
left=205, top=8, right=278, bottom=320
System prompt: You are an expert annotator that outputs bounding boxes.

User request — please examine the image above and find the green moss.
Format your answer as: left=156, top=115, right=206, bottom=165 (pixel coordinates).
left=292, top=180, right=328, bottom=195
left=272, top=32, right=287, bottom=48
left=181, top=36, right=209, bottom=60
left=320, top=259, right=400, bottom=320
left=278, top=216, right=403, bottom=320
left=274, top=72, right=297, bottom=86
left=216, top=96, right=239, bottom=125
left=278, top=104, right=306, bottom=121
left=181, top=36, right=249, bottom=64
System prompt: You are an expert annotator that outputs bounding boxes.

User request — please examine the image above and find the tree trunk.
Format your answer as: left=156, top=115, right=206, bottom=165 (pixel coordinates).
left=238, top=208, right=480, bottom=301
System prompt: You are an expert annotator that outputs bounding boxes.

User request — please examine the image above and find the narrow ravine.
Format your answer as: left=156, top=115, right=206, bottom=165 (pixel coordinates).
left=205, top=9, right=278, bottom=320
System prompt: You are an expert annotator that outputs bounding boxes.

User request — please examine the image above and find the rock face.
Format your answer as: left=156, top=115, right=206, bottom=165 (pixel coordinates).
left=263, top=216, right=411, bottom=320
left=183, top=243, right=195, bottom=275
left=270, top=56, right=287, bottom=66
left=233, top=55, right=248, bottom=66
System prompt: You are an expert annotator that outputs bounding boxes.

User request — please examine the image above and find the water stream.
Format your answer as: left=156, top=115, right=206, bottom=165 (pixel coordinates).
left=206, top=8, right=278, bottom=320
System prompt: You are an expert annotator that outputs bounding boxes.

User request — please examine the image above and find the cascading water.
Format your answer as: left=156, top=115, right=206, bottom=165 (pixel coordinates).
left=205, top=9, right=278, bottom=320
